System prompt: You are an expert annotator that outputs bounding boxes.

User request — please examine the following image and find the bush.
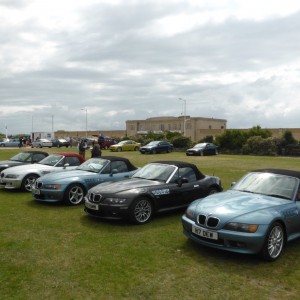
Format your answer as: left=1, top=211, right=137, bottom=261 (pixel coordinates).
left=242, top=136, right=280, bottom=156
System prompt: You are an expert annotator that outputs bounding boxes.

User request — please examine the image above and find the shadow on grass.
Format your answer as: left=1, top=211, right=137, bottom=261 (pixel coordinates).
left=79, top=206, right=186, bottom=229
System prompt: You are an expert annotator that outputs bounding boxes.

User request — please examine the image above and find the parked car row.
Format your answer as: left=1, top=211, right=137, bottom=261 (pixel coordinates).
left=0, top=138, right=219, bottom=156
left=1, top=149, right=300, bottom=262
left=108, top=140, right=218, bottom=156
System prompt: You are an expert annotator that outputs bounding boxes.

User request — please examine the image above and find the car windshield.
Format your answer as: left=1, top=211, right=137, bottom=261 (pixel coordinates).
left=38, top=155, right=63, bottom=166
left=76, top=158, right=109, bottom=173
left=132, top=163, right=176, bottom=182
left=194, top=143, right=206, bottom=148
left=147, top=141, right=159, bottom=146
left=232, top=172, right=298, bottom=200
left=10, top=152, right=32, bottom=162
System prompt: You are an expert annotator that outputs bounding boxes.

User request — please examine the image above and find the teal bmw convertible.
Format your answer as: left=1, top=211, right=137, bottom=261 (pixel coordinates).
left=182, top=169, right=300, bottom=261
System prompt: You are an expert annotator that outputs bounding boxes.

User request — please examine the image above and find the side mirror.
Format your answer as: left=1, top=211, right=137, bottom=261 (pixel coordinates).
left=231, top=182, right=236, bottom=187
left=63, top=163, right=70, bottom=169
left=110, top=169, right=118, bottom=176
left=177, top=177, right=189, bottom=187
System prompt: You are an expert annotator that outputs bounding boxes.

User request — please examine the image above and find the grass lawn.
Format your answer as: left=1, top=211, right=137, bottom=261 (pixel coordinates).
left=1, top=147, right=300, bottom=299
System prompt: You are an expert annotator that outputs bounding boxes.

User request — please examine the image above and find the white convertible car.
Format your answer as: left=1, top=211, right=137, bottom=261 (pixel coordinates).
left=0, top=153, right=84, bottom=192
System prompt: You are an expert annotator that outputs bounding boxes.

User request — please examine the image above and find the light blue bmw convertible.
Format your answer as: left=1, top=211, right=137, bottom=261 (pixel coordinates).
left=182, top=169, right=300, bottom=261
left=32, top=156, right=138, bottom=206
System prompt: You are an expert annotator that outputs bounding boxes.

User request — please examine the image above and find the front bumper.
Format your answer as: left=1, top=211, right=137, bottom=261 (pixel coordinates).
left=84, top=198, right=130, bottom=219
left=0, top=178, right=22, bottom=189
left=182, top=215, right=267, bottom=255
left=32, top=186, right=65, bottom=202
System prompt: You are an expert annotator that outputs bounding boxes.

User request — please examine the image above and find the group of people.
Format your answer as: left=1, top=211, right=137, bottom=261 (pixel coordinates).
left=78, top=134, right=104, bottom=159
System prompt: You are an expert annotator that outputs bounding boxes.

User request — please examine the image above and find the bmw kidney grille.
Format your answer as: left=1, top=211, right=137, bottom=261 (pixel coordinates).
left=197, top=214, right=219, bottom=228
left=89, top=193, right=102, bottom=203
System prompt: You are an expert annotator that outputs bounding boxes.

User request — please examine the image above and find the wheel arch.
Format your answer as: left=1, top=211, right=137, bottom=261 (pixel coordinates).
left=130, top=194, right=157, bottom=212
left=267, top=219, right=288, bottom=244
left=63, top=182, right=87, bottom=198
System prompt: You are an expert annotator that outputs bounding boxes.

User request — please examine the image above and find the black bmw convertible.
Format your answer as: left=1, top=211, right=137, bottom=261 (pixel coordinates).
left=84, top=161, right=222, bottom=224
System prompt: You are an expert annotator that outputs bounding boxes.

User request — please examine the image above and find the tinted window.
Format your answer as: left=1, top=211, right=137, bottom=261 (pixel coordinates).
left=33, top=153, right=47, bottom=162
left=111, top=161, right=128, bottom=172
left=65, top=156, right=81, bottom=166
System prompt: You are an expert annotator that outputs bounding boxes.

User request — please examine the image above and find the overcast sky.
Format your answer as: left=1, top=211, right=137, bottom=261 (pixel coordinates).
left=1, top=0, right=300, bottom=135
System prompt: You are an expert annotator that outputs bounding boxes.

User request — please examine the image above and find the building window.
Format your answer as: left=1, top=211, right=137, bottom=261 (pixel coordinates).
left=209, top=125, right=212, bottom=129
left=161, top=124, right=164, bottom=131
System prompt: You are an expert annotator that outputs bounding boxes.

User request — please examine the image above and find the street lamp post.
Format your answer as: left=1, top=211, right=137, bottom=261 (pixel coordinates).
left=179, top=98, right=186, bottom=136
left=81, top=108, right=88, bottom=138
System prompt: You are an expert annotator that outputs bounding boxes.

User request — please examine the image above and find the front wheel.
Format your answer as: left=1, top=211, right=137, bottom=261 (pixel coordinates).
left=130, top=198, right=153, bottom=224
left=134, top=147, right=139, bottom=151
left=260, top=222, right=285, bottom=261
left=21, top=174, right=39, bottom=192
left=117, top=147, right=122, bottom=152
left=64, top=184, right=85, bottom=205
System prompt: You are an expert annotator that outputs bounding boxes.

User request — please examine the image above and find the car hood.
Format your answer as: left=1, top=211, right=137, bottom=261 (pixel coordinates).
left=0, top=160, right=20, bottom=167
left=192, top=190, right=291, bottom=225
left=140, top=145, right=153, bottom=149
left=90, top=178, right=162, bottom=193
left=2, top=163, right=55, bottom=174
left=39, top=169, right=97, bottom=182
left=187, top=147, right=204, bottom=151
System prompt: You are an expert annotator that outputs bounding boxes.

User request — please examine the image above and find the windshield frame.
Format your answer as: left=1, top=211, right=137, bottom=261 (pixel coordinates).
left=231, top=172, right=299, bottom=201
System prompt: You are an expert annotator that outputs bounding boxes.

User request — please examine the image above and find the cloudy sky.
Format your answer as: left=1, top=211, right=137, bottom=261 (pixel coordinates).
left=1, top=0, right=300, bottom=135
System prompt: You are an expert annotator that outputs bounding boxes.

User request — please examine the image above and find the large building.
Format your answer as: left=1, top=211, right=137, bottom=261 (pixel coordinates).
left=126, top=116, right=227, bottom=141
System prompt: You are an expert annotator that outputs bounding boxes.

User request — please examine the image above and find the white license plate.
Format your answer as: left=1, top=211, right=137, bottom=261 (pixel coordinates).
left=85, top=201, right=99, bottom=210
left=32, top=187, right=40, bottom=195
left=192, top=225, right=218, bottom=240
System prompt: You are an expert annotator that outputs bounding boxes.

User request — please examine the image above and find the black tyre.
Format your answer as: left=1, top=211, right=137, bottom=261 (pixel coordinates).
left=260, top=222, right=285, bottom=261
left=117, top=147, right=122, bottom=152
left=21, top=174, right=39, bottom=192
left=64, top=184, right=85, bottom=205
left=152, top=149, right=157, bottom=154
left=200, top=151, right=203, bottom=156
left=130, top=198, right=153, bottom=224
left=214, top=149, right=218, bottom=155
left=134, top=147, right=139, bottom=151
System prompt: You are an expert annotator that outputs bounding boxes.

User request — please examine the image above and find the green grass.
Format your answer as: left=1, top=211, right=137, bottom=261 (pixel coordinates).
left=1, top=148, right=300, bottom=299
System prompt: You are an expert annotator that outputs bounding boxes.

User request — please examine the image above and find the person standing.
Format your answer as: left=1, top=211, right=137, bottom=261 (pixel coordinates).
left=98, top=134, right=105, bottom=149
left=91, top=142, right=101, bottom=158
left=78, top=139, right=88, bottom=160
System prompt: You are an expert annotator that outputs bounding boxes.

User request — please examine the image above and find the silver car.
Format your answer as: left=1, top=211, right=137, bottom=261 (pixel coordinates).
left=0, top=153, right=84, bottom=192
left=31, top=139, right=53, bottom=148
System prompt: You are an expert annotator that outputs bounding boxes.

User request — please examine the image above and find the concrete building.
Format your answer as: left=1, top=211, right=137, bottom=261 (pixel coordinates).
left=126, top=116, right=227, bottom=141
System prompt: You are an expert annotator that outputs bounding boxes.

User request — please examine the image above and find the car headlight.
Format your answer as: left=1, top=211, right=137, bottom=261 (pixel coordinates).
left=104, top=198, right=128, bottom=204
left=5, top=174, right=19, bottom=179
left=224, top=222, right=258, bottom=233
left=43, top=184, right=61, bottom=190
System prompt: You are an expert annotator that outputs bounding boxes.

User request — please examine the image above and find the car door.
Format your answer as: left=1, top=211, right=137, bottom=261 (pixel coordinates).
left=123, top=141, right=131, bottom=151
left=154, top=167, right=204, bottom=210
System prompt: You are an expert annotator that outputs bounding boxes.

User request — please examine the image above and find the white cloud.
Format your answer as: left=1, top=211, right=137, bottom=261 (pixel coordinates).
left=1, top=0, right=300, bottom=135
